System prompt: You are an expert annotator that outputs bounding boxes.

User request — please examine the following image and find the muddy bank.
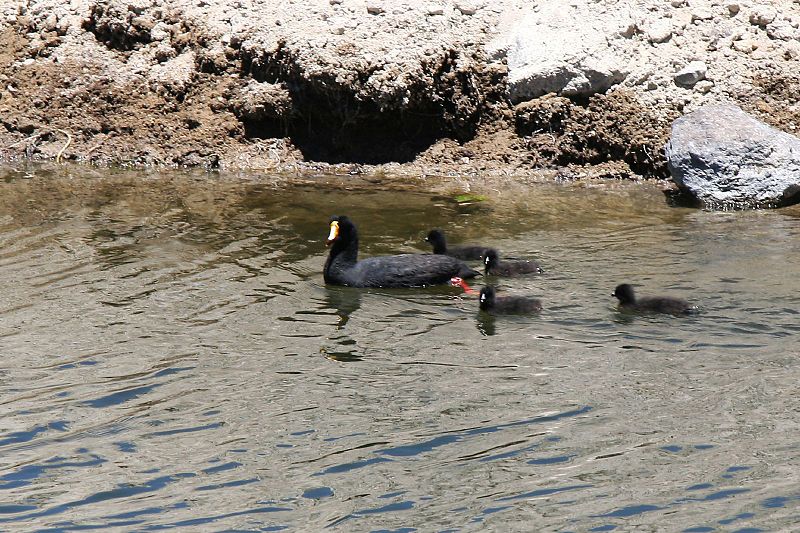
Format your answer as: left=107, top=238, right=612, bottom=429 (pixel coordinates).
left=1, top=1, right=799, bottom=179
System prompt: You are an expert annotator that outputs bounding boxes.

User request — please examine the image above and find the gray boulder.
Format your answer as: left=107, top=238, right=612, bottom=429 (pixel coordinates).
left=665, top=104, right=800, bottom=208
left=487, top=3, right=636, bottom=102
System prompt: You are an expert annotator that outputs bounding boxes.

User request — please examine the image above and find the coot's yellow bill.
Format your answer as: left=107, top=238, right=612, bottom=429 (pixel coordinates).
left=326, top=220, right=339, bottom=245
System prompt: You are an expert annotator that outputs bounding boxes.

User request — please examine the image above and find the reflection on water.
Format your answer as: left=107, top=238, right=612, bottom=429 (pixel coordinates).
left=1, top=165, right=800, bottom=531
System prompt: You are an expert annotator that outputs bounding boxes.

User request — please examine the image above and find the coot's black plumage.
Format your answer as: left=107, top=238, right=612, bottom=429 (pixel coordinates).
left=483, top=249, right=543, bottom=276
left=479, top=286, right=542, bottom=314
left=425, top=229, right=488, bottom=261
left=612, top=283, right=693, bottom=315
left=324, top=216, right=480, bottom=288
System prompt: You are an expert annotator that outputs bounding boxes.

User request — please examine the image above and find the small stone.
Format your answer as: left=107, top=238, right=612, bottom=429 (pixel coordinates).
left=366, top=5, right=384, bottom=15
left=767, top=20, right=796, bottom=41
left=331, top=26, right=345, bottom=35
left=330, top=0, right=342, bottom=4
left=732, top=39, right=758, bottom=52
left=150, top=22, right=171, bottom=41
left=619, top=21, right=637, bottom=38
left=749, top=5, right=777, bottom=26
left=785, top=41, right=800, bottom=59
left=691, top=9, right=714, bottom=22
left=427, top=6, right=444, bottom=16
left=22, top=58, right=34, bottom=66
left=694, top=80, right=714, bottom=93
left=670, top=0, right=686, bottom=6
left=674, top=60, right=707, bottom=87
left=647, top=20, right=673, bottom=43
left=727, top=3, right=740, bottom=15
left=455, top=2, right=479, bottom=15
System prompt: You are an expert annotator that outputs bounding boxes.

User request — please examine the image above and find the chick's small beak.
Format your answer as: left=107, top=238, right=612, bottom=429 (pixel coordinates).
left=326, top=221, right=339, bottom=246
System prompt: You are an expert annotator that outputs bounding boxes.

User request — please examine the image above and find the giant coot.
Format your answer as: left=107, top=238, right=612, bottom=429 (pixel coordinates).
left=324, top=216, right=480, bottom=288
left=425, top=229, right=488, bottom=261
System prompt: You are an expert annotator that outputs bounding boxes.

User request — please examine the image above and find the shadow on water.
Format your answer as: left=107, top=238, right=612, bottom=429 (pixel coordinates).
left=319, top=286, right=363, bottom=361
left=476, top=312, right=497, bottom=336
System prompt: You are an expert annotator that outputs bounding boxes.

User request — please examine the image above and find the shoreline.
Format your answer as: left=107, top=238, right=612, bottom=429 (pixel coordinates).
left=1, top=1, right=798, bottom=180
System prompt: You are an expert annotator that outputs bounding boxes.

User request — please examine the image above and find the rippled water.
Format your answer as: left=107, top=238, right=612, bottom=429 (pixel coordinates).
left=1, top=165, right=799, bottom=531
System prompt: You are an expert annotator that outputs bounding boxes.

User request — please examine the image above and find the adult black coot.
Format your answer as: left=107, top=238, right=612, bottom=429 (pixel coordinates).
left=425, top=229, right=488, bottom=260
left=612, top=283, right=693, bottom=315
left=479, top=286, right=542, bottom=314
left=324, top=216, right=480, bottom=288
left=483, top=249, right=543, bottom=276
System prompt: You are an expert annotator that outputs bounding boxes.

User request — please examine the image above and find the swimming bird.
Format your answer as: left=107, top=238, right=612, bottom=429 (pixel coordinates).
left=324, top=216, right=480, bottom=288
left=483, top=248, right=543, bottom=276
left=425, top=229, right=488, bottom=260
left=479, top=286, right=542, bottom=314
left=612, top=283, right=693, bottom=315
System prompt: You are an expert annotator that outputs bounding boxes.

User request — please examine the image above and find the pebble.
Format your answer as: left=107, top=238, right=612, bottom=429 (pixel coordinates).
left=455, top=2, right=479, bottom=15
left=749, top=5, right=777, bottom=27
left=647, top=20, right=673, bottom=43
left=694, top=80, right=714, bottom=93
left=366, top=5, right=385, bottom=15
left=674, top=60, right=707, bottom=87
left=732, top=38, right=758, bottom=52
left=691, top=9, right=714, bottom=22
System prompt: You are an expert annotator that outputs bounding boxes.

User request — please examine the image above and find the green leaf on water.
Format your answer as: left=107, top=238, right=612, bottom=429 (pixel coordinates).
left=454, top=193, right=487, bottom=204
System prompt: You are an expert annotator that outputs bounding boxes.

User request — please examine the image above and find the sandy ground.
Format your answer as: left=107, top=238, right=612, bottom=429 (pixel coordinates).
left=0, top=0, right=798, bottom=180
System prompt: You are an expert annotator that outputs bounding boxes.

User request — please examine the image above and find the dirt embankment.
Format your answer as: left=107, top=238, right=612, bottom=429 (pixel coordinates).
left=1, top=1, right=799, bottom=179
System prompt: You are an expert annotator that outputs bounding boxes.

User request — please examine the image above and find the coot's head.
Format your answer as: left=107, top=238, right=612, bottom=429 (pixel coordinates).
left=425, top=229, right=444, bottom=244
left=479, top=286, right=496, bottom=311
left=613, top=283, right=636, bottom=305
left=327, top=215, right=356, bottom=246
left=483, top=248, right=499, bottom=271
left=425, top=229, right=447, bottom=253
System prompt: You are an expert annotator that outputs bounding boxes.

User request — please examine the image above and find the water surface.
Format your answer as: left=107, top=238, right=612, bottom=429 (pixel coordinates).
left=1, top=166, right=799, bottom=531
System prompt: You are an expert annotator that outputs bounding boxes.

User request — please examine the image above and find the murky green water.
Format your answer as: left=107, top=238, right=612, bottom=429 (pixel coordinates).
left=1, top=166, right=799, bottom=531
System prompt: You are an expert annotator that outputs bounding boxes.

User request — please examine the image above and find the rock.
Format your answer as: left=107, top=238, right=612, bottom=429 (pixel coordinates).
left=749, top=5, right=777, bottom=27
left=694, top=80, right=714, bottom=93
left=366, top=5, right=385, bottom=15
left=691, top=9, right=713, bottom=22
left=646, top=20, right=673, bottom=43
left=455, top=1, right=479, bottom=15
left=665, top=104, right=800, bottom=208
left=492, top=3, right=634, bottom=102
left=727, top=3, right=740, bottom=15
left=767, top=19, right=797, bottom=41
left=674, top=60, right=707, bottom=87
left=732, top=38, right=758, bottom=52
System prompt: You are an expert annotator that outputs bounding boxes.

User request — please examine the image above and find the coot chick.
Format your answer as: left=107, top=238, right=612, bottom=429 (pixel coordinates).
left=483, top=248, right=543, bottom=276
left=425, top=229, right=488, bottom=261
left=612, top=283, right=693, bottom=315
left=479, top=286, right=542, bottom=314
left=324, top=216, right=480, bottom=288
